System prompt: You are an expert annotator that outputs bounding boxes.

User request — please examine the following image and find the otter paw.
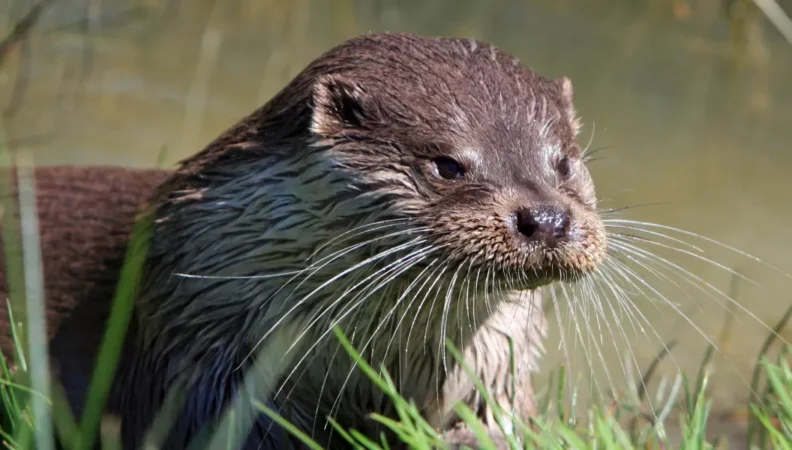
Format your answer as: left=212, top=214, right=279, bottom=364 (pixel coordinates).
left=441, top=424, right=510, bottom=450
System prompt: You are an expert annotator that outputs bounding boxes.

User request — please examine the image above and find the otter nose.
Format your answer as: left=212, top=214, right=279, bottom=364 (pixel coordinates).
left=515, top=207, right=571, bottom=246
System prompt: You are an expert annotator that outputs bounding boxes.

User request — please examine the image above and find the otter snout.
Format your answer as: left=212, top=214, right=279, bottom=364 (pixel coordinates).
left=514, top=206, right=572, bottom=247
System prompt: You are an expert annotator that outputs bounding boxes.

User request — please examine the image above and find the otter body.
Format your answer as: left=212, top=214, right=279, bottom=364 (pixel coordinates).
left=0, top=33, right=604, bottom=449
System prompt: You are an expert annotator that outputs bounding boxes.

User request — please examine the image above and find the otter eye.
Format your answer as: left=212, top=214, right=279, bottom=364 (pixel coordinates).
left=557, top=156, right=572, bottom=180
left=434, top=157, right=464, bottom=180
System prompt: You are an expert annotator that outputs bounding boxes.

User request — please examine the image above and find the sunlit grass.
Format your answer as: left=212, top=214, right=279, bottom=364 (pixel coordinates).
left=253, top=326, right=792, bottom=450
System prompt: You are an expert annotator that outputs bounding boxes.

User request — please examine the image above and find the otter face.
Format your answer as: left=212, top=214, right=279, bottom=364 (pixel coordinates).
left=309, top=35, right=605, bottom=290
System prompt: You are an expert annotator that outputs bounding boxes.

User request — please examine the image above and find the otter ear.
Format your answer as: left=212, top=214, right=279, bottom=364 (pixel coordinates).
left=311, top=74, right=374, bottom=137
left=555, top=76, right=582, bottom=136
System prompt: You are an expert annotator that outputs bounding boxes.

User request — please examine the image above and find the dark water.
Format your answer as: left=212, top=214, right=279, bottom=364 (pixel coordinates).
left=1, top=0, right=791, bottom=422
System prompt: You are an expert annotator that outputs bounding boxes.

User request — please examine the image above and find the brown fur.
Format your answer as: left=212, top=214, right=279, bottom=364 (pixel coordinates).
left=0, top=167, right=167, bottom=412
left=0, top=167, right=167, bottom=352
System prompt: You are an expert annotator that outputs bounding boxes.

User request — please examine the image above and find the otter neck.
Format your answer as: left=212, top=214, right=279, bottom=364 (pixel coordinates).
left=134, top=147, right=430, bottom=353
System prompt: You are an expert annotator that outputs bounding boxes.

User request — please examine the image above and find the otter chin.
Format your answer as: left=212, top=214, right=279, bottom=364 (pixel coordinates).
left=0, top=33, right=606, bottom=449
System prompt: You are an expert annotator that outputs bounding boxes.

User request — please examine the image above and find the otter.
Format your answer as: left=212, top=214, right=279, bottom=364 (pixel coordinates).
left=0, top=33, right=605, bottom=449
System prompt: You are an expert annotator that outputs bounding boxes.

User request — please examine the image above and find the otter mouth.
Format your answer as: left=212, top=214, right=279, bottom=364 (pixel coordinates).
left=417, top=197, right=606, bottom=291
left=532, top=264, right=591, bottom=286
left=401, top=241, right=598, bottom=294
left=489, top=261, right=593, bottom=292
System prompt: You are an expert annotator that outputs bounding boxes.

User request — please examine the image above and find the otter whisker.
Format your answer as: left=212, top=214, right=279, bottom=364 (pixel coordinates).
left=597, top=261, right=685, bottom=378
left=552, top=286, right=614, bottom=406
left=609, top=238, right=787, bottom=345
left=596, top=262, right=653, bottom=337
left=380, top=258, right=443, bottom=373
left=173, top=225, right=428, bottom=298
left=272, top=244, right=440, bottom=411
left=572, top=278, right=655, bottom=417
left=173, top=269, right=309, bottom=280
left=404, top=258, right=452, bottom=352
left=397, top=260, right=448, bottom=355
left=602, top=255, right=773, bottom=408
left=580, top=121, right=597, bottom=159
left=581, top=146, right=611, bottom=162
left=563, top=282, right=622, bottom=404
left=468, top=263, right=487, bottom=358
left=287, top=243, right=440, bottom=364
left=606, top=240, right=698, bottom=303
left=307, top=218, right=412, bottom=259
left=597, top=203, right=675, bottom=217
left=603, top=255, right=700, bottom=353
left=484, top=264, right=496, bottom=319
left=274, top=227, right=429, bottom=312
left=605, top=252, right=697, bottom=327
left=344, top=248, right=439, bottom=348
left=538, top=114, right=559, bottom=141
left=323, top=251, right=450, bottom=424
left=580, top=275, right=604, bottom=346
left=605, top=225, right=706, bottom=254
left=605, top=219, right=792, bottom=280
left=272, top=275, right=364, bottom=436
left=587, top=264, right=670, bottom=419
left=461, top=258, right=476, bottom=341
left=603, top=254, right=723, bottom=356
left=607, top=230, right=757, bottom=287
left=452, top=260, right=470, bottom=376
left=422, top=254, right=456, bottom=348
left=423, top=261, right=456, bottom=398
left=412, top=256, right=456, bottom=404
left=438, top=257, right=469, bottom=377
left=267, top=226, right=432, bottom=313
left=242, top=237, right=432, bottom=366
left=275, top=274, right=366, bottom=433
left=551, top=284, right=580, bottom=401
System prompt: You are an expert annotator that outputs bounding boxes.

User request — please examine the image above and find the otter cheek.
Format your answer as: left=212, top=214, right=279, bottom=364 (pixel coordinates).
left=566, top=212, right=606, bottom=274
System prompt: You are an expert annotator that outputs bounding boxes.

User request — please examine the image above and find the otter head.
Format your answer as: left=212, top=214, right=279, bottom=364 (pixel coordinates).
left=142, top=33, right=606, bottom=350
left=304, top=34, right=605, bottom=291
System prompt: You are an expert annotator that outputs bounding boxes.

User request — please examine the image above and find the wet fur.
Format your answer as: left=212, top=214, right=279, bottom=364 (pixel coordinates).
left=0, top=167, right=168, bottom=412
left=0, top=33, right=605, bottom=449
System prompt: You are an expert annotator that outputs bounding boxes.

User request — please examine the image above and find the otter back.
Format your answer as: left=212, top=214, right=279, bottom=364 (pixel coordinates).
left=0, top=166, right=167, bottom=410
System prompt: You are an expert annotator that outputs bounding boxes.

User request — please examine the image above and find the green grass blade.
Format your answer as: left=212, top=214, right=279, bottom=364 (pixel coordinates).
left=453, top=403, right=497, bottom=450
left=254, top=400, right=324, bottom=450
left=75, top=215, right=152, bottom=450
left=327, top=416, right=364, bottom=449
left=747, top=303, right=792, bottom=448
left=17, top=153, right=54, bottom=450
